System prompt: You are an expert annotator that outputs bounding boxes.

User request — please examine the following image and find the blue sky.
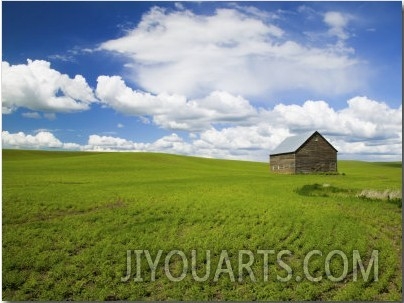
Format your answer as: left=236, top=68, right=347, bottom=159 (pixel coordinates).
left=2, top=1, right=402, bottom=161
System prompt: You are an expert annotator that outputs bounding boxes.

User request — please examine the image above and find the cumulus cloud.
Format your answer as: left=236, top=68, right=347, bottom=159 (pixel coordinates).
left=2, top=131, right=80, bottom=150
left=83, top=133, right=194, bottom=155
left=99, top=6, right=364, bottom=98
left=86, top=134, right=147, bottom=151
left=270, top=96, right=402, bottom=141
left=95, top=75, right=401, bottom=152
left=191, top=95, right=401, bottom=161
left=191, top=97, right=401, bottom=161
left=2, top=59, right=96, bottom=113
left=3, top=93, right=400, bottom=161
left=189, top=125, right=290, bottom=160
left=96, top=75, right=257, bottom=131
left=329, top=137, right=402, bottom=161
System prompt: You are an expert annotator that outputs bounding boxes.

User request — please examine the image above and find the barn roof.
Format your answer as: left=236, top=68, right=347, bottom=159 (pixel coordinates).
left=270, top=131, right=337, bottom=155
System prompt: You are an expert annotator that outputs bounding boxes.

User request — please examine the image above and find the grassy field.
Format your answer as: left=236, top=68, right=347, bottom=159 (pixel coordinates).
left=2, top=150, right=402, bottom=300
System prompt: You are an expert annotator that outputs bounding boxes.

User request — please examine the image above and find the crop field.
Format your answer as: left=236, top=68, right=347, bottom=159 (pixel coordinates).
left=2, top=150, right=402, bottom=300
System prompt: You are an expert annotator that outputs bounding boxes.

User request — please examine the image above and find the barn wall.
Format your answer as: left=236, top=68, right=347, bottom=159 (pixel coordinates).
left=295, top=134, right=337, bottom=173
left=270, top=153, right=295, bottom=174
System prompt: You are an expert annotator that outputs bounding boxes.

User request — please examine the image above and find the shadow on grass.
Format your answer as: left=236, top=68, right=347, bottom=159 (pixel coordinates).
left=295, top=183, right=352, bottom=197
left=295, top=183, right=402, bottom=208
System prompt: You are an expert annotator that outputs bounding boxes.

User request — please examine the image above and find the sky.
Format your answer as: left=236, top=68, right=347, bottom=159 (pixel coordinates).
left=1, top=1, right=402, bottom=162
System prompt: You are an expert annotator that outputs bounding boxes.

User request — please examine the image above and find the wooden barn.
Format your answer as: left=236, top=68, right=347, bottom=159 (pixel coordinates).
left=270, top=131, right=337, bottom=174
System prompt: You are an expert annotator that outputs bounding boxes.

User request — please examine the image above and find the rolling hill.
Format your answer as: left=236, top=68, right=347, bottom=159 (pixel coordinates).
left=2, top=150, right=402, bottom=300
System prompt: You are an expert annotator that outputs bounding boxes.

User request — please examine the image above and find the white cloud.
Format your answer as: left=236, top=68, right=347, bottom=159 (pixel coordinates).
left=3, top=92, right=401, bottom=163
left=189, top=95, right=402, bottom=161
left=96, top=76, right=401, bottom=145
left=83, top=133, right=193, bottom=155
left=2, top=131, right=79, bottom=150
left=21, top=112, right=56, bottom=120
left=99, top=6, right=364, bottom=99
left=270, top=96, right=402, bottom=141
left=324, top=11, right=348, bottom=28
left=139, top=116, right=151, bottom=124
left=190, top=125, right=291, bottom=161
left=149, top=133, right=193, bottom=154
left=174, top=2, right=185, bottom=11
left=330, top=137, right=402, bottom=161
left=82, top=92, right=402, bottom=161
left=44, top=113, right=57, bottom=120
left=4, top=93, right=401, bottom=161
left=47, top=54, right=76, bottom=63
left=22, top=112, right=41, bottom=119
left=94, top=71, right=401, bottom=160
left=85, top=134, right=147, bottom=151
left=62, top=142, right=82, bottom=150
left=2, top=59, right=96, bottom=114
left=324, top=11, right=351, bottom=40
left=96, top=75, right=257, bottom=131
left=95, top=75, right=176, bottom=116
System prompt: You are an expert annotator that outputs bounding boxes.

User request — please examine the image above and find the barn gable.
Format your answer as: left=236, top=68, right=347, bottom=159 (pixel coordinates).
left=271, top=131, right=317, bottom=155
left=270, top=131, right=337, bottom=174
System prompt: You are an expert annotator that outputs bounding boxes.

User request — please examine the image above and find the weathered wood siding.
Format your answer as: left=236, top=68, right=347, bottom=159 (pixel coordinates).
left=295, top=134, right=337, bottom=173
left=270, top=153, right=295, bottom=174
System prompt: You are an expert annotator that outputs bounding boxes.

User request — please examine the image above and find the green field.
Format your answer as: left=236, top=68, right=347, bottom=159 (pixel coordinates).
left=2, top=150, right=402, bottom=300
